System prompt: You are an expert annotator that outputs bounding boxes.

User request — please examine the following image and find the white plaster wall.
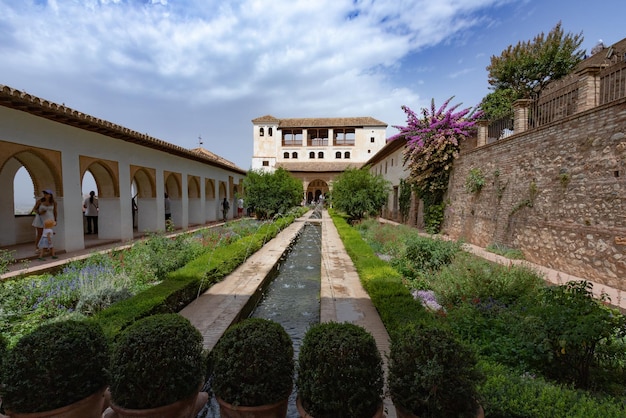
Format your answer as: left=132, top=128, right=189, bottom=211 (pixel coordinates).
left=2, top=105, right=245, bottom=252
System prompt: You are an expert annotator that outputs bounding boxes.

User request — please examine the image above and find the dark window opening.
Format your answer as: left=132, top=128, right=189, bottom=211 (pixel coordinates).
left=283, top=152, right=289, bottom=159
left=318, top=152, right=324, bottom=159
left=309, top=151, right=315, bottom=159
left=335, top=151, right=342, bottom=159
left=292, top=152, right=298, bottom=159
left=344, top=151, right=351, bottom=159
left=260, top=127, right=264, bottom=136
left=262, top=160, right=269, bottom=167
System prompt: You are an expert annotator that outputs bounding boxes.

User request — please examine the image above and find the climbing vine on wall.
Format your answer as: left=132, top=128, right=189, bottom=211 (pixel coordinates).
left=398, top=178, right=412, bottom=223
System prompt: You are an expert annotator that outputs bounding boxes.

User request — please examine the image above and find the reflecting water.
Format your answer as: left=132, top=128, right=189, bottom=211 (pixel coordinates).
left=198, top=221, right=322, bottom=418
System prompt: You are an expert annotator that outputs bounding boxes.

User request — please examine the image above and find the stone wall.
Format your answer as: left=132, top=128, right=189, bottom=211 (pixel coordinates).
left=444, top=98, right=626, bottom=289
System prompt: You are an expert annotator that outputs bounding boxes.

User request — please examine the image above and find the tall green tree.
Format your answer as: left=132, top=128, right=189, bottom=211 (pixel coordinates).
left=331, top=167, right=390, bottom=222
left=243, top=168, right=302, bottom=219
left=482, top=22, right=585, bottom=120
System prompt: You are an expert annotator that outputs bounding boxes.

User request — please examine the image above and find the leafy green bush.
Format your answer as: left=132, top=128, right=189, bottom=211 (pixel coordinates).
left=108, top=314, right=205, bottom=409
left=331, top=167, right=390, bottom=222
left=243, top=168, right=303, bottom=219
left=211, top=318, right=294, bottom=407
left=0, top=319, right=109, bottom=413
left=297, top=322, right=384, bottom=418
left=391, top=234, right=461, bottom=281
left=479, top=361, right=626, bottom=418
left=388, top=322, right=484, bottom=418
left=523, top=281, right=626, bottom=389
left=428, top=252, right=544, bottom=306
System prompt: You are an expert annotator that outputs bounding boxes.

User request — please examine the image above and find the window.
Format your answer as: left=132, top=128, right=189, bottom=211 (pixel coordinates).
left=309, top=151, right=315, bottom=159
left=282, top=129, right=303, bottom=146
left=292, top=152, right=298, bottom=159
left=344, top=151, right=350, bottom=159
left=268, top=127, right=273, bottom=136
left=260, top=127, right=264, bottom=136
left=385, top=161, right=388, bottom=174
left=262, top=160, right=269, bottom=167
left=308, top=128, right=329, bottom=146
left=318, top=151, right=324, bottom=159
left=370, top=136, right=375, bottom=143
left=283, top=152, right=289, bottom=159
left=335, top=151, right=342, bottom=159
left=334, top=128, right=355, bottom=146
left=391, top=158, right=394, bottom=166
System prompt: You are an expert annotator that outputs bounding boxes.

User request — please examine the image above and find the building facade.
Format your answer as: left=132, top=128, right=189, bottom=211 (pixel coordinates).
left=0, top=85, right=246, bottom=253
left=251, top=115, right=387, bottom=202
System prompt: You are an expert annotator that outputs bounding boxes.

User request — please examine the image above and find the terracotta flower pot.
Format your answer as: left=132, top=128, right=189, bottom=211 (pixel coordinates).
left=295, top=395, right=384, bottom=418
left=104, top=391, right=208, bottom=418
left=394, top=403, right=485, bottom=418
left=216, top=396, right=289, bottom=418
left=4, top=387, right=107, bottom=418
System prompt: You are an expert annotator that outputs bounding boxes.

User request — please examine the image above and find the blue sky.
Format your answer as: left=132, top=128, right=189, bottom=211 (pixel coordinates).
left=2, top=0, right=624, bottom=206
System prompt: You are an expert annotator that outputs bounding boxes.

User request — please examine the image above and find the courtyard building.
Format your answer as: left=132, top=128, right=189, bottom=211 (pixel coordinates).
left=251, top=115, right=387, bottom=203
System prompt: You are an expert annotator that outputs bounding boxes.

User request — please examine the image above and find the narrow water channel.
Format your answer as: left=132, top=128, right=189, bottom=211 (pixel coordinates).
left=198, top=220, right=322, bottom=418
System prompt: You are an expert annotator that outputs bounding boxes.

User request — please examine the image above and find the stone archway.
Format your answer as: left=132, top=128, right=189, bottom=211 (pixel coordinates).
left=306, top=179, right=329, bottom=204
left=0, top=146, right=62, bottom=247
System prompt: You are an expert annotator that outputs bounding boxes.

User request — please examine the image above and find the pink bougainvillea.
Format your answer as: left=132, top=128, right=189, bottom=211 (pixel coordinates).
left=389, top=97, right=482, bottom=194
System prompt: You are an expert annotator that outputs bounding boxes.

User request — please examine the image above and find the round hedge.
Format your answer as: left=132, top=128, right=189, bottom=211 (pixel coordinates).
left=211, top=318, right=294, bottom=406
left=0, top=319, right=109, bottom=413
left=108, top=313, right=204, bottom=409
left=296, top=322, right=383, bottom=418
left=388, top=323, right=483, bottom=417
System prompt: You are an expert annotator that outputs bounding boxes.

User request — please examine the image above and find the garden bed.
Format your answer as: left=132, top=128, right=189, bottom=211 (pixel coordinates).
left=0, top=209, right=307, bottom=345
left=331, top=212, right=626, bottom=418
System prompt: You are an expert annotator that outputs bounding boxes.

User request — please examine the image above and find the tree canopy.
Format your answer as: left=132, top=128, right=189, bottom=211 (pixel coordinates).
left=242, top=168, right=303, bottom=219
left=482, top=22, right=585, bottom=120
left=331, top=167, right=390, bottom=222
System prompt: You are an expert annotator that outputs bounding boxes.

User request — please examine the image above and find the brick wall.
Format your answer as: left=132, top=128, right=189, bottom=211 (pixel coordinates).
left=444, top=98, right=626, bottom=289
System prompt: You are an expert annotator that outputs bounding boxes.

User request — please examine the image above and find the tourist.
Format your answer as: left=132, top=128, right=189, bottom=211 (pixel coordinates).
left=222, top=197, right=230, bottom=222
left=83, top=190, right=99, bottom=234
left=37, top=218, right=57, bottom=260
left=237, top=197, right=244, bottom=218
left=33, top=189, right=57, bottom=251
left=164, top=192, right=172, bottom=222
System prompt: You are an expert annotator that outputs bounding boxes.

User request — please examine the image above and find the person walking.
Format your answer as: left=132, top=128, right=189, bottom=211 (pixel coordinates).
left=237, top=197, right=244, bottom=218
left=83, top=190, right=99, bottom=235
left=221, top=197, right=230, bottom=222
left=164, top=192, right=172, bottom=222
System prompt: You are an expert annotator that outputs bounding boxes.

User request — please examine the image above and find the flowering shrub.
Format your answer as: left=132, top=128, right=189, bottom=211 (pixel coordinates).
left=389, top=97, right=482, bottom=232
left=389, top=97, right=482, bottom=194
left=412, top=289, right=444, bottom=313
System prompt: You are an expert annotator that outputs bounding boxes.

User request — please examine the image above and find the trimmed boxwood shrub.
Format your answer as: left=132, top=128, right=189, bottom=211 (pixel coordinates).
left=108, top=313, right=204, bottom=409
left=387, top=322, right=483, bottom=418
left=297, top=322, right=383, bottom=418
left=0, top=320, right=109, bottom=413
left=211, top=318, right=294, bottom=406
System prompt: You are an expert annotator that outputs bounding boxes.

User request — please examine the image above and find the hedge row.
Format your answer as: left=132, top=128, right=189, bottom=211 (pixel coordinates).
left=93, top=209, right=307, bottom=340
left=328, top=210, right=625, bottom=417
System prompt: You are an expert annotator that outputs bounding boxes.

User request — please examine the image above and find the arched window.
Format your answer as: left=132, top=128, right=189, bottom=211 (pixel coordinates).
left=344, top=151, right=351, bottom=159
left=318, top=152, right=324, bottom=159
left=309, top=151, right=315, bottom=159
left=268, top=127, right=273, bottom=136
left=335, top=151, right=341, bottom=159
left=292, top=152, right=298, bottom=159
left=259, top=127, right=265, bottom=136
left=283, top=152, right=290, bottom=159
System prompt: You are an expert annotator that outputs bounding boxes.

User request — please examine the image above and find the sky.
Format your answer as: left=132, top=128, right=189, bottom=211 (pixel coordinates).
left=3, top=0, right=625, bottom=208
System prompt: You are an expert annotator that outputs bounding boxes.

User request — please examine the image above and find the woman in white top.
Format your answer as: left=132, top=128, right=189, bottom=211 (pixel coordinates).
left=31, top=189, right=57, bottom=251
left=83, top=190, right=99, bottom=234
